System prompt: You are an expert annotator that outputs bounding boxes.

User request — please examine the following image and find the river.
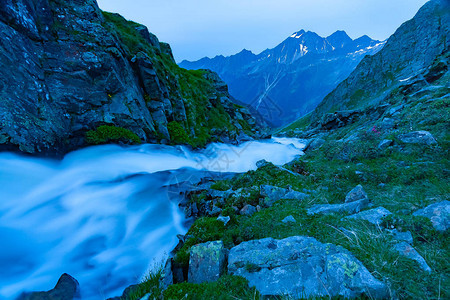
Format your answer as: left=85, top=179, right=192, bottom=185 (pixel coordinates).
left=0, top=137, right=305, bottom=299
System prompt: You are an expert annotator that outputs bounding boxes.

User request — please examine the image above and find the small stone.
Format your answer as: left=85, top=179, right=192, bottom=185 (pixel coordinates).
left=176, top=234, right=186, bottom=243
left=345, top=185, right=368, bottom=203
left=355, top=171, right=364, bottom=175
left=379, top=118, right=395, bottom=130
left=304, top=138, right=325, bottom=151
left=256, top=159, right=271, bottom=168
left=308, top=199, right=370, bottom=216
left=240, top=204, right=257, bottom=216
left=260, top=185, right=307, bottom=207
left=378, top=139, right=393, bottom=150
left=397, top=131, right=437, bottom=145
left=345, top=207, right=392, bottom=225
left=387, top=229, right=414, bottom=244
left=282, top=215, right=296, bottom=223
left=413, top=201, right=449, bottom=231
left=139, top=294, right=151, bottom=300
left=378, top=183, right=386, bottom=188
left=394, top=242, right=431, bottom=273
left=206, top=202, right=222, bottom=217
left=217, top=215, right=231, bottom=225
left=159, top=259, right=173, bottom=290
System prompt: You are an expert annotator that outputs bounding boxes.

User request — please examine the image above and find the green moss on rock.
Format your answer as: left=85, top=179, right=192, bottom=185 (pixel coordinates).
left=86, top=125, right=141, bottom=145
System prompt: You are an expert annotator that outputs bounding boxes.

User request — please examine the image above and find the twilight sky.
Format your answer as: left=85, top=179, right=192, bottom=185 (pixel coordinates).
left=97, top=0, right=428, bottom=62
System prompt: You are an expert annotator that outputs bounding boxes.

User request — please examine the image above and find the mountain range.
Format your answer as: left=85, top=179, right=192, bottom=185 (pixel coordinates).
left=180, top=30, right=385, bottom=126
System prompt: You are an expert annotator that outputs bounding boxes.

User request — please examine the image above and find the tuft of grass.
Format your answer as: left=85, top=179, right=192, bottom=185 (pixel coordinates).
left=126, top=263, right=164, bottom=300
left=163, top=275, right=259, bottom=300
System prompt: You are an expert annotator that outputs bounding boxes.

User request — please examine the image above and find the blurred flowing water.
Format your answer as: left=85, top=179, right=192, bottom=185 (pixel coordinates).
left=0, top=138, right=305, bottom=299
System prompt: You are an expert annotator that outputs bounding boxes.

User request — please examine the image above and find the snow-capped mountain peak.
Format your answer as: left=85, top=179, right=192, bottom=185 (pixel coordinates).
left=290, top=29, right=306, bottom=39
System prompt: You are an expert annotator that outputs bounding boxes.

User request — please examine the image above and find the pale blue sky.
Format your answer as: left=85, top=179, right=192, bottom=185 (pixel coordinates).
left=97, top=0, right=429, bottom=62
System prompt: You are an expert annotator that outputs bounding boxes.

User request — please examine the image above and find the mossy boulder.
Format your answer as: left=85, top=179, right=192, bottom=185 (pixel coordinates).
left=227, top=236, right=388, bottom=298
left=188, top=241, right=227, bottom=284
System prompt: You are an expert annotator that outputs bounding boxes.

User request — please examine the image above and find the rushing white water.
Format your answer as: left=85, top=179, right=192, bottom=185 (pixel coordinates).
left=0, top=138, right=305, bottom=299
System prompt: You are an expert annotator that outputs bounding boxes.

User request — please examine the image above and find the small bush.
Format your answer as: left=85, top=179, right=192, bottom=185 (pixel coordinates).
left=86, top=125, right=141, bottom=145
left=167, top=121, right=191, bottom=145
left=210, top=181, right=232, bottom=191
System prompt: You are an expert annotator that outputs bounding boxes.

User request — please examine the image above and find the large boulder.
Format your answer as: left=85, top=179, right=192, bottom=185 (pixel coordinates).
left=17, top=273, right=81, bottom=300
left=397, top=131, right=437, bottom=145
left=188, top=241, right=227, bottom=284
left=413, top=201, right=449, bottom=231
left=228, top=236, right=388, bottom=298
left=240, top=204, right=257, bottom=216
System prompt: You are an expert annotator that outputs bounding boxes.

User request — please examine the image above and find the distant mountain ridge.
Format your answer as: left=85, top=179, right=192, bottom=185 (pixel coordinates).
left=180, top=30, right=385, bottom=126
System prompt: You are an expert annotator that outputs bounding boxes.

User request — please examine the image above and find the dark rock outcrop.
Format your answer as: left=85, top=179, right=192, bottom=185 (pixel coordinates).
left=0, top=0, right=265, bottom=155
left=17, top=273, right=81, bottom=300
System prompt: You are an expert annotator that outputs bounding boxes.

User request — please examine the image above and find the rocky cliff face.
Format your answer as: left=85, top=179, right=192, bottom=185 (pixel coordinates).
left=180, top=30, right=384, bottom=126
left=309, top=0, right=450, bottom=125
left=0, top=0, right=265, bottom=155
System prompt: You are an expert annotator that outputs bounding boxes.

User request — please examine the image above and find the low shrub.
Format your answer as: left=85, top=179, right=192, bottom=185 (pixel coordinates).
left=86, top=125, right=141, bottom=145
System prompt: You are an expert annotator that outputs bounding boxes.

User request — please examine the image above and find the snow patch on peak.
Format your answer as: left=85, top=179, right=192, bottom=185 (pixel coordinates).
left=290, top=30, right=305, bottom=39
